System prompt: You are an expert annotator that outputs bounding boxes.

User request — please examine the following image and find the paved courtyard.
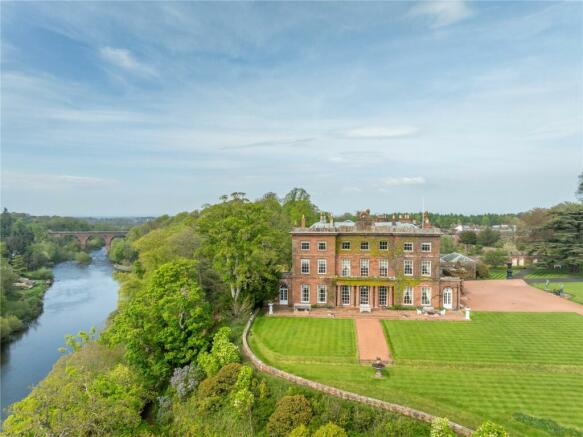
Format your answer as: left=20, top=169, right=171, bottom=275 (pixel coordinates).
left=464, top=279, right=583, bottom=315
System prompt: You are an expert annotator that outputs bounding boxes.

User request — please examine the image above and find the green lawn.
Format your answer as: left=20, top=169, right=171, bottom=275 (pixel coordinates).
left=530, top=282, right=583, bottom=305
left=525, top=269, right=583, bottom=279
left=487, top=268, right=508, bottom=279
left=249, top=313, right=583, bottom=436
left=249, top=316, right=357, bottom=364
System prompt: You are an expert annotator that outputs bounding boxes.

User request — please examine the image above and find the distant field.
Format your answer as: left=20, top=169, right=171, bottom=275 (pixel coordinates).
left=250, top=313, right=583, bottom=436
left=530, top=282, right=583, bottom=305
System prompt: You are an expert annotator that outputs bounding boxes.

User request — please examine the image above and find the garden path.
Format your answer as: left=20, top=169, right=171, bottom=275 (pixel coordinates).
left=355, top=318, right=391, bottom=363
left=464, top=279, right=583, bottom=315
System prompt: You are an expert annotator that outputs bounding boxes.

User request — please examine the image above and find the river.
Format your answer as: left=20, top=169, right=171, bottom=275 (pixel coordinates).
left=0, top=249, right=119, bottom=421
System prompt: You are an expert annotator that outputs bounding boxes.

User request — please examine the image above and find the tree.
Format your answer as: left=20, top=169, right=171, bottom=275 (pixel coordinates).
left=459, top=231, right=477, bottom=245
left=2, top=343, right=148, bottom=436
left=483, top=249, right=508, bottom=268
left=440, top=235, right=456, bottom=254
left=104, top=260, right=212, bottom=385
left=531, top=203, right=583, bottom=272
left=197, top=327, right=240, bottom=377
left=282, top=188, right=320, bottom=226
left=197, top=195, right=288, bottom=314
left=267, top=395, right=313, bottom=437
left=477, top=228, right=500, bottom=247
left=577, top=172, right=583, bottom=202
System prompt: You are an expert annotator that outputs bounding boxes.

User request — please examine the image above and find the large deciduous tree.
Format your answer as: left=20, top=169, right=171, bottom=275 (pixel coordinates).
left=105, top=259, right=212, bottom=385
left=197, top=194, right=288, bottom=313
left=531, top=203, right=583, bottom=272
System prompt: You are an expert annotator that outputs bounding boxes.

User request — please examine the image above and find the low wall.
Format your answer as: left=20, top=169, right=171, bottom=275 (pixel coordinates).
left=242, top=310, right=473, bottom=436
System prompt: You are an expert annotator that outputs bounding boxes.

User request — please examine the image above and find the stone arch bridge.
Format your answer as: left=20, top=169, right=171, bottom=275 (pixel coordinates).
left=47, top=231, right=128, bottom=252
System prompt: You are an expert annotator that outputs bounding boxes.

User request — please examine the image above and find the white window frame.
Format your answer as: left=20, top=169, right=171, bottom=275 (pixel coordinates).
left=379, top=240, right=388, bottom=251
left=379, top=286, right=388, bottom=306
left=317, top=285, right=327, bottom=304
left=300, top=241, right=310, bottom=251
left=318, top=241, right=327, bottom=251
left=404, top=259, right=413, bottom=276
left=360, top=259, right=369, bottom=277
left=360, top=241, right=369, bottom=251
left=341, top=285, right=351, bottom=305
left=301, top=259, right=310, bottom=274
left=421, top=287, right=431, bottom=306
left=341, top=259, right=351, bottom=277
left=301, top=284, right=310, bottom=303
left=317, top=259, right=327, bottom=275
left=421, top=260, right=431, bottom=276
left=379, top=259, right=389, bottom=277
left=279, top=284, right=288, bottom=304
left=403, top=286, right=413, bottom=305
left=421, top=242, right=432, bottom=252
left=341, top=241, right=351, bottom=250
left=443, top=287, right=453, bottom=309
left=403, top=242, right=414, bottom=252
left=359, top=286, right=369, bottom=305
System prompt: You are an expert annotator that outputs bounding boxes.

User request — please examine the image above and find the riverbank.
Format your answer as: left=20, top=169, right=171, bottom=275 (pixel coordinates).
left=1, top=249, right=119, bottom=421
left=1, top=278, right=51, bottom=343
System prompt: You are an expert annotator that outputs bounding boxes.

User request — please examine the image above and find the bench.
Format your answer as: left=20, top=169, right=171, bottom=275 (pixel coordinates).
left=294, top=303, right=311, bottom=312
left=359, top=304, right=372, bottom=313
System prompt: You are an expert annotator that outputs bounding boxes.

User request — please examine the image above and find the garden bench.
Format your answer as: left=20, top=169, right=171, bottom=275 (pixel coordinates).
left=359, top=304, right=372, bottom=313
left=293, top=303, right=311, bottom=312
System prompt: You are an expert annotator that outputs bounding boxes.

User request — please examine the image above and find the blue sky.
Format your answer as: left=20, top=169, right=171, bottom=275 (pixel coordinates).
left=1, top=1, right=582, bottom=216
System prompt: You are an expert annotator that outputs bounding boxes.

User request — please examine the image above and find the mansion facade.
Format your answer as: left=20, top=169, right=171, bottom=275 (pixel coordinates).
left=279, top=210, right=462, bottom=311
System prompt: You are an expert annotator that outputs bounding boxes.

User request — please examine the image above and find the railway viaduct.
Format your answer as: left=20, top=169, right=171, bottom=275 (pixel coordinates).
left=47, top=231, right=128, bottom=252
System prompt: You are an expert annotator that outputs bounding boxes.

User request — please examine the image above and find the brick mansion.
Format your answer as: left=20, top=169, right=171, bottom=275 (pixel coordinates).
left=278, top=210, right=462, bottom=311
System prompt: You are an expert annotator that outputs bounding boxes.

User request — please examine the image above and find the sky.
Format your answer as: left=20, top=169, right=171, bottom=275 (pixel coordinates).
left=1, top=1, right=582, bottom=216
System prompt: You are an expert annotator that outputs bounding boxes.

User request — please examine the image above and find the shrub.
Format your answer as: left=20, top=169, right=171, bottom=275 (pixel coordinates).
left=266, top=395, right=313, bottom=436
left=430, top=417, right=455, bottom=437
left=289, top=424, right=310, bottom=437
left=197, top=362, right=242, bottom=399
left=170, top=364, right=205, bottom=400
left=472, top=421, right=508, bottom=437
left=314, top=422, right=348, bottom=437
left=231, top=366, right=254, bottom=415
left=476, top=262, right=489, bottom=279
left=197, top=326, right=240, bottom=377
left=75, top=252, right=92, bottom=265
left=25, top=267, right=53, bottom=280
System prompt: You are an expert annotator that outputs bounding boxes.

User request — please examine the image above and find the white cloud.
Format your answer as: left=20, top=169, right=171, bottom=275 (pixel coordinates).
left=2, top=172, right=117, bottom=191
left=380, top=176, right=426, bottom=187
left=99, top=47, right=157, bottom=77
left=410, top=0, right=472, bottom=28
left=340, top=126, right=419, bottom=139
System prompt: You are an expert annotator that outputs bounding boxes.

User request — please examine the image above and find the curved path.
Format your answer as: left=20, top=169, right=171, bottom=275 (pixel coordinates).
left=243, top=311, right=473, bottom=436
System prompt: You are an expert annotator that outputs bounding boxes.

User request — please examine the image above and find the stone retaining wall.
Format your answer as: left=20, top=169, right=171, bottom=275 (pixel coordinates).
left=242, top=310, right=473, bottom=436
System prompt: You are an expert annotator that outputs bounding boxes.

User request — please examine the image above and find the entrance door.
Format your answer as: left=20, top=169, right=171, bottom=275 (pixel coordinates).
left=443, top=287, right=452, bottom=309
left=279, top=284, right=288, bottom=305
left=359, top=286, right=369, bottom=305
